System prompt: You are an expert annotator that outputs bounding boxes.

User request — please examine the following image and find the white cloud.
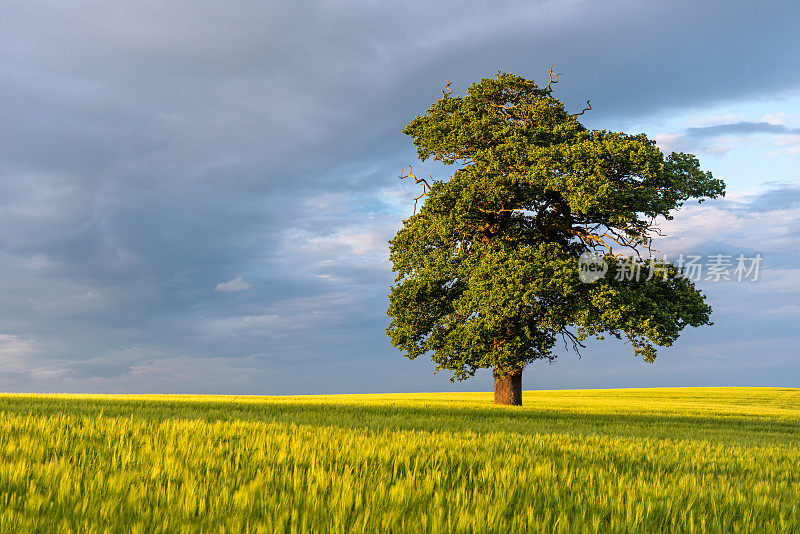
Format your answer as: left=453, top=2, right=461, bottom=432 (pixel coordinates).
left=655, top=197, right=800, bottom=255
left=0, top=334, right=37, bottom=358
left=652, top=132, right=684, bottom=152
left=766, top=134, right=800, bottom=157
left=202, top=291, right=358, bottom=341
left=760, top=113, right=787, bottom=125
left=281, top=223, right=395, bottom=275
left=215, top=276, right=251, bottom=292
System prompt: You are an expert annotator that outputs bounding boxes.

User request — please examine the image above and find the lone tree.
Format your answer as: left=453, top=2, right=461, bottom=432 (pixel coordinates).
left=386, top=70, right=725, bottom=405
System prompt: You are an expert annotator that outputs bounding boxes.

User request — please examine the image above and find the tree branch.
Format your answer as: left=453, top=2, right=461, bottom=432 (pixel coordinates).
left=559, top=329, right=586, bottom=357
left=546, top=65, right=562, bottom=92
left=399, top=165, right=431, bottom=214
left=442, top=79, right=453, bottom=98
left=571, top=100, right=592, bottom=117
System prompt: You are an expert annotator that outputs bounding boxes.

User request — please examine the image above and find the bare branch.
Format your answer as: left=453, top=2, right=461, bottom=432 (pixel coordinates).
left=399, top=165, right=431, bottom=214
left=546, top=65, right=562, bottom=91
left=559, top=329, right=585, bottom=357
left=484, top=100, right=518, bottom=118
left=571, top=100, right=592, bottom=117
left=442, top=79, right=453, bottom=98
left=475, top=207, right=526, bottom=215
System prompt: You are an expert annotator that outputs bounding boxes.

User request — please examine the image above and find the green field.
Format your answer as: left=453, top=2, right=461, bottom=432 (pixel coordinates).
left=1, top=388, right=798, bottom=532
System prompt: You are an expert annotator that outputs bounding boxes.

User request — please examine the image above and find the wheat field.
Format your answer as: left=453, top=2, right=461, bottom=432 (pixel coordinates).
left=0, top=388, right=798, bottom=532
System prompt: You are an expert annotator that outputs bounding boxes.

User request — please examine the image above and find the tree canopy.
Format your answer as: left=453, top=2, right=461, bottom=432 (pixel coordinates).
left=386, top=71, right=725, bottom=404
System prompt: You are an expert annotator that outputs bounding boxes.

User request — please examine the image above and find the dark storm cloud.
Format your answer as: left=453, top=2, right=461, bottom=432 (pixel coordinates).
left=0, top=0, right=799, bottom=392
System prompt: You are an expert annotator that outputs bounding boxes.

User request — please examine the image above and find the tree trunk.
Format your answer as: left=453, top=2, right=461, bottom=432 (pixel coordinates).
left=494, top=367, right=522, bottom=406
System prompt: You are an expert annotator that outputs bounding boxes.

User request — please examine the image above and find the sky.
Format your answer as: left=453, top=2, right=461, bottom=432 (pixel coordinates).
left=0, top=0, right=798, bottom=394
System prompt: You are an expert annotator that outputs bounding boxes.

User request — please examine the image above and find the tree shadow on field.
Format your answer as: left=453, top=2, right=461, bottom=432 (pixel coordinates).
left=1, top=395, right=799, bottom=446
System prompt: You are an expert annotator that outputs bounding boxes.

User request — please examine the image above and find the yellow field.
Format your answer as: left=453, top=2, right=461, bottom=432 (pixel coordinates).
left=1, top=388, right=798, bottom=532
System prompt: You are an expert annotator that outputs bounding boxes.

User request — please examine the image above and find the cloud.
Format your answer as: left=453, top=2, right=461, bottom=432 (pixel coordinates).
left=745, top=183, right=800, bottom=212
left=654, top=120, right=800, bottom=155
left=656, top=182, right=800, bottom=256
left=766, top=134, right=800, bottom=157
left=215, top=276, right=251, bottom=292
left=684, top=121, right=800, bottom=139
left=0, top=334, right=37, bottom=359
left=0, top=0, right=799, bottom=392
left=758, top=304, right=800, bottom=316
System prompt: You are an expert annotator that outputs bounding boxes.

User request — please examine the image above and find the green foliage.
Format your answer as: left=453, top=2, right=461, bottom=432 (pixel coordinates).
left=0, top=389, right=798, bottom=532
left=387, top=72, right=725, bottom=379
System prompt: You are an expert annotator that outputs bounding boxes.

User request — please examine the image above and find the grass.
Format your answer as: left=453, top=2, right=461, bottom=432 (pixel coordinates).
left=0, top=387, right=798, bottom=532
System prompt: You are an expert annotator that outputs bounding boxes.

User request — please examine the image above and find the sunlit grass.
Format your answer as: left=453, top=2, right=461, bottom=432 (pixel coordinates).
left=1, top=388, right=798, bottom=532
